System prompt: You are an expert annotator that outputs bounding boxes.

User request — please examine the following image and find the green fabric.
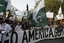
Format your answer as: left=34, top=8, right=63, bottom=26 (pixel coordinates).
left=28, top=7, right=49, bottom=27
left=0, top=0, right=8, bottom=12
left=33, top=7, right=48, bottom=27
left=0, top=0, right=5, bottom=12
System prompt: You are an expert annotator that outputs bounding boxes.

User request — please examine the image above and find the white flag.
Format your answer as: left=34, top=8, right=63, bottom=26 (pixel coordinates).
left=33, top=0, right=45, bottom=20
left=6, top=0, right=11, bottom=10
left=58, top=6, right=62, bottom=15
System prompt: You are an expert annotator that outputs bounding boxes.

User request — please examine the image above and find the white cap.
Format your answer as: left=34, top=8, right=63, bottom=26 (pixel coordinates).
left=9, top=17, right=14, bottom=21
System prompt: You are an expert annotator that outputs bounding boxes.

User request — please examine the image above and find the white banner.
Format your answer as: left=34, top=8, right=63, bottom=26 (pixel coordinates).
left=46, top=12, right=54, bottom=18
left=0, top=27, right=64, bottom=43
left=56, top=14, right=63, bottom=20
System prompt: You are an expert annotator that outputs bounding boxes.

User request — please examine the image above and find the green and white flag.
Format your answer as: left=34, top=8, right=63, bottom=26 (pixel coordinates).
left=0, top=0, right=11, bottom=12
left=0, top=0, right=5, bottom=12
left=32, top=0, right=48, bottom=27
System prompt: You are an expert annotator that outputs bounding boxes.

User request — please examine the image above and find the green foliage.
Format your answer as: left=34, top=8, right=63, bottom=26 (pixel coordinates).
left=45, top=0, right=64, bottom=16
left=62, top=1, right=64, bottom=14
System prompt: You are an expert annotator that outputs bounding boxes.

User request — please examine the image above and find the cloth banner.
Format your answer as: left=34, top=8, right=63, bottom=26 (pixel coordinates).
left=0, top=27, right=64, bottom=43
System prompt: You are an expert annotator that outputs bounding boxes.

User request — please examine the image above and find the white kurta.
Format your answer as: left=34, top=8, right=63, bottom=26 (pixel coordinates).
left=15, top=25, right=22, bottom=31
left=0, top=24, right=4, bottom=30
left=0, top=24, right=12, bottom=42
left=4, top=24, right=12, bottom=33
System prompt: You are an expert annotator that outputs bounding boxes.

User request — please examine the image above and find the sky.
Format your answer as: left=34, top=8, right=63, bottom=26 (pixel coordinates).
left=11, top=0, right=38, bottom=11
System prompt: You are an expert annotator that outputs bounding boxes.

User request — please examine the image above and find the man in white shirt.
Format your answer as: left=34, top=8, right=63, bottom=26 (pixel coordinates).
left=4, top=23, right=12, bottom=33
left=2, top=19, right=12, bottom=43
left=4, top=19, right=12, bottom=33
left=15, top=21, right=22, bottom=31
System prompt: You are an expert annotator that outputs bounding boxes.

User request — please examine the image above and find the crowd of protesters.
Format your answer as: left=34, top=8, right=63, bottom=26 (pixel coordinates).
left=0, top=14, right=64, bottom=33
left=0, top=16, right=32, bottom=33
left=45, top=18, right=64, bottom=32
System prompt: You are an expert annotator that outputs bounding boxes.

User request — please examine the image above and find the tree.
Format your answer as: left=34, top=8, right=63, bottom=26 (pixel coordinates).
left=62, top=1, right=64, bottom=14
left=45, top=0, right=64, bottom=17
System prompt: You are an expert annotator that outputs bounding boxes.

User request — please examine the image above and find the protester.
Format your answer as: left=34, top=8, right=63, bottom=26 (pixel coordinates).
left=4, top=19, right=12, bottom=33
left=48, top=23, right=53, bottom=28
left=28, top=21, right=32, bottom=29
left=15, top=21, right=22, bottom=31
left=9, top=17, right=15, bottom=29
left=53, top=21, right=58, bottom=28
left=56, top=22, right=63, bottom=32
left=22, top=19, right=28, bottom=30
left=0, top=17, right=4, bottom=32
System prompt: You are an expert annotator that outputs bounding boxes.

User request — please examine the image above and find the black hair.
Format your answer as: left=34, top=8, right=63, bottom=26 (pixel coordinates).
left=5, top=19, right=9, bottom=23
left=0, top=18, right=3, bottom=20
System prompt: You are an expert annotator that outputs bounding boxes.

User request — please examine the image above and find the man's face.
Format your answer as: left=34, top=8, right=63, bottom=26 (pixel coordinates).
left=48, top=18, right=53, bottom=22
left=17, top=22, right=20, bottom=25
left=8, top=20, right=13, bottom=24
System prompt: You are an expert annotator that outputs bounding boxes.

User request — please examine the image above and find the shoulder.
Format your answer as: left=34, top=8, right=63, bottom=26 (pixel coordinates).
left=5, top=24, right=11, bottom=27
left=5, top=24, right=9, bottom=26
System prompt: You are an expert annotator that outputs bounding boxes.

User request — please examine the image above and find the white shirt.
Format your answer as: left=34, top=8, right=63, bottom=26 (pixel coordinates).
left=4, top=24, right=12, bottom=33
left=2, top=23, right=6, bottom=29
left=0, top=24, right=4, bottom=30
left=15, top=25, right=22, bottom=31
